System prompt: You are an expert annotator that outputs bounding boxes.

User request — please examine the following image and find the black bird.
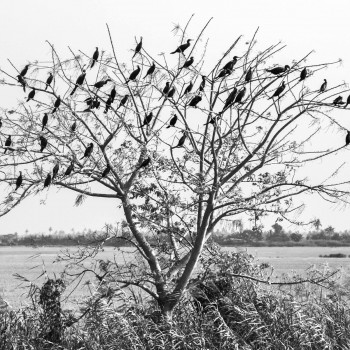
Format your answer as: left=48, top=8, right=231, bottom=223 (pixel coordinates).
left=44, top=173, right=52, bottom=188
left=220, top=56, right=239, bottom=72
left=140, top=112, right=153, bottom=127
left=245, top=67, right=253, bottom=82
left=4, top=135, right=11, bottom=153
left=333, top=96, right=344, bottom=106
left=52, top=163, right=59, bottom=180
left=300, top=67, right=307, bottom=81
left=85, top=97, right=93, bottom=106
left=101, top=165, right=111, bottom=178
left=45, top=72, right=53, bottom=90
left=188, top=95, right=202, bottom=107
left=159, top=82, right=170, bottom=100
left=109, top=86, right=117, bottom=102
left=345, top=95, right=350, bottom=109
left=167, top=114, right=178, bottom=128
left=70, top=121, right=77, bottom=132
left=181, top=57, right=194, bottom=69
left=117, top=95, right=129, bottom=110
left=15, top=171, right=23, bottom=191
left=17, top=75, right=26, bottom=92
left=81, top=143, right=94, bottom=159
left=104, top=96, right=113, bottom=113
left=269, top=81, right=285, bottom=99
left=319, top=79, right=327, bottom=93
left=26, top=88, right=35, bottom=102
left=93, top=78, right=111, bottom=89
left=143, top=62, right=156, bottom=79
left=346, top=131, right=350, bottom=146
left=91, top=47, right=99, bottom=68
left=52, top=95, right=61, bottom=113
left=0, top=119, right=2, bottom=129
left=64, top=162, right=74, bottom=176
left=126, top=65, right=141, bottom=83
left=182, top=81, right=193, bottom=97
left=92, top=99, right=100, bottom=109
left=172, top=133, right=187, bottom=148
left=70, top=70, right=86, bottom=95
left=171, top=39, right=192, bottom=54
left=42, top=113, right=48, bottom=131
left=137, top=156, right=151, bottom=169
left=39, top=136, right=48, bottom=152
left=216, top=68, right=231, bottom=79
left=234, top=87, right=247, bottom=104
left=199, top=76, right=206, bottom=92
left=20, top=64, right=29, bottom=77
left=167, top=87, right=176, bottom=99
left=132, top=37, right=143, bottom=58
left=266, top=65, right=290, bottom=75
left=222, top=87, right=238, bottom=112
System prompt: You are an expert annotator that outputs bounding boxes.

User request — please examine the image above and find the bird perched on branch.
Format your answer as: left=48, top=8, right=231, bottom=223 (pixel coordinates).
left=143, top=62, right=156, bottom=79
left=41, top=113, right=48, bottom=131
left=45, top=72, right=53, bottom=90
left=15, top=171, right=23, bottom=191
left=52, top=163, right=59, bottom=180
left=221, top=87, right=238, bottom=113
left=181, top=57, right=194, bottom=69
left=140, top=112, right=153, bottom=128
left=245, top=67, right=253, bottom=82
left=172, top=132, right=187, bottom=148
left=126, top=66, right=140, bottom=83
left=234, top=87, right=246, bottom=104
left=132, top=37, right=143, bottom=59
left=268, top=81, right=285, bottom=99
left=167, top=87, right=176, bottom=99
left=101, top=165, right=111, bottom=178
left=167, top=114, right=178, bottom=128
left=319, top=79, right=327, bottom=93
left=26, top=88, right=35, bottom=102
left=346, top=131, right=350, bottom=146
left=182, top=81, right=193, bottom=97
left=345, top=95, right=350, bottom=109
left=333, top=96, right=344, bottom=106
left=20, top=64, right=29, bottom=77
left=117, top=95, right=129, bottom=110
left=70, top=121, right=77, bottom=132
left=109, top=86, right=117, bottom=102
left=64, top=162, right=74, bottom=176
left=300, top=67, right=307, bottom=81
left=17, top=75, right=26, bottom=92
left=81, top=143, right=94, bottom=159
left=266, top=65, right=290, bottom=75
left=188, top=95, right=202, bottom=107
left=220, top=56, right=239, bottom=72
left=199, top=76, right=206, bottom=92
left=104, top=96, right=113, bottom=113
left=4, top=135, right=11, bottom=153
left=70, top=70, right=86, bottom=95
left=171, top=39, right=192, bottom=54
left=91, top=47, right=99, bottom=68
left=93, top=79, right=111, bottom=89
left=216, top=68, right=231, bottom=79
left=44, top=173, right=52, bottom=188
left=137, top=156, right=151, bottom=170
left=52, top=95, right=61, bottom=113
left=159, top=82, right=170, bottom=100
left=39, top=136, right=48, bottom=152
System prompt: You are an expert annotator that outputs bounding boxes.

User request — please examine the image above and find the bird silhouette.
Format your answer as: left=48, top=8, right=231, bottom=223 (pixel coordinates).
left=64, top=162, right=74, bottom=176
left=117, top=95, right=129, bottom=110
left=137, top=156, right=151, bottom=169
left=245, top=68, right=253, bottom=82
left=188, top=95, right=202, bottom=107
left=181, top=57, right=194, bottom=69
left=159, top=82, right=170, bottom=100
left=172, top=133, right=187, bottom=148
left=234, top=87, right=246, bottom=104
left=171, top=39, right=192, bottom=54
left=101, top=165, right=111, bottom=178
left=15, top=171, right=23, bottom=191
left=93, top=79, right=111, bottom=89
left=104, top=96, right=113, bottom=113
left=199, top=76, right=206, bottom=92
left=52, top=95, right=61, bottom=113
left=143, top=62, right=156, bottom=79
left=126, top=66, right=141, bottom=83
left=70, top=121, right=77, bottom=132
left=109, top=86, right=117, bottom=102
left=17, top=75, right=26, bottom=92
left=20, top=64, right=29, bottom=77
left=4, top=135, right=11, bottom=153
left=345, top=95, right=350, bottom=109
left=346, top=131, right=350, bottom=146
left=268, top=82, right=285, bottom=99
left=26, top=88, right=35, bottom=102
left=42, top=113, right=48, bottom=131
left=182, top=81, right=193, bottom=97
left=140, top=112, right=153, bottom=127
left=222, top=87, right=238, bottom=112
left=0, top=119, right=2, bottom=129
left=44, top=173, right=52, bottom=188
left=70, top=70, right=86, bottom=95
left=333, top=96, right=344, bottom=106
left=300, top=67, right=307, bottom=81
left=319, top=79, right=327, bottom=93
left=216, top=68, right=231, bottom=79
left=132, top=37, right=143, bottom=59
left=52, top=163, right=59, bottom=180
left=91, top=47, right=99, bottom=68
left=81, top=143, right=93, bottom=159
left=167, top=114, right=178, bottom=128
left=167, top=87, right=176, bottom=99
left=266, top=65, right=290, bottom=75
left=220, top=56, right=239, bottom=72
left=39, top=136, right=48, bottom=152
left=45, top=72, right=53, bottom=90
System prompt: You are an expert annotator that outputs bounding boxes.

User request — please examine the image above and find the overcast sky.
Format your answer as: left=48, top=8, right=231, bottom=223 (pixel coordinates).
left=1, top=0, right=350, bottom=234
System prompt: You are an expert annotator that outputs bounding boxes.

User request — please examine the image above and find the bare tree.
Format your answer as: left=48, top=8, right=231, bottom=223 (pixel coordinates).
left=0, top=18, right=350, bottom=319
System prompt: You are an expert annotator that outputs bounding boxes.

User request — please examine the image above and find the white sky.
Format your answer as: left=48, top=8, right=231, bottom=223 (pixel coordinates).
left=1, top=0, right=350, bottom=234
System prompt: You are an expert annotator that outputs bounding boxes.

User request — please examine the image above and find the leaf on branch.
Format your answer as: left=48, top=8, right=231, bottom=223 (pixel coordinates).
left=171, top=23, right=181, bottom=35
left=74, top=194, right=86, bottom=207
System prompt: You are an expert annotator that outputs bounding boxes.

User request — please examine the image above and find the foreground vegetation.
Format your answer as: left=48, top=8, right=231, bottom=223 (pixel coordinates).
left=1, top=248, right=350, bottom=349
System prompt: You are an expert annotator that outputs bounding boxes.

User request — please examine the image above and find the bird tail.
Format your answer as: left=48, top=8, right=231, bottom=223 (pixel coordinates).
left=91, top=60, right=95, bottom=69
left=26, top=97, right=30, bottom=102
left=45, top=84, right=48, bottom=91
left=166, top=125, right=171, bottom=128
left=42, top=125, right=45, bottom=131
left=170, top=51, right=176, bottom=54
left=70, top=85, right=77, bottom=96
left=4, top=148, right=7, bottom=154
left=52, top=108, right=57, bottom=114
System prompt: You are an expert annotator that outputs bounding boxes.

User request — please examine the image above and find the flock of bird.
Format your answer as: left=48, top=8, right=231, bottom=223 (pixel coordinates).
left=3, top=37, right=350, bottom=192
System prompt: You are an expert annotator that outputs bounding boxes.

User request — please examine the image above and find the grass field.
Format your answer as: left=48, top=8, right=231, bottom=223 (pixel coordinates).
left=1, top=245, right=350, bottom=309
